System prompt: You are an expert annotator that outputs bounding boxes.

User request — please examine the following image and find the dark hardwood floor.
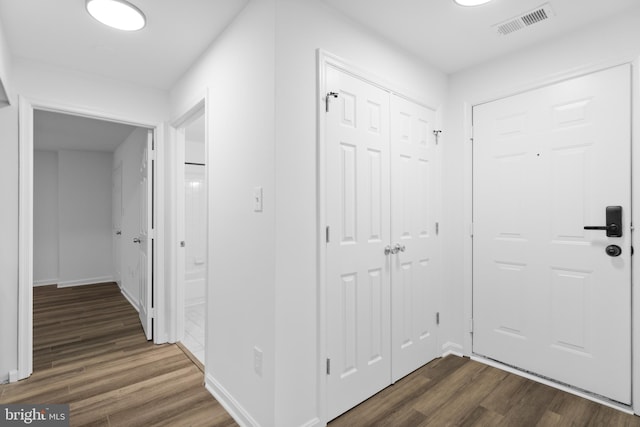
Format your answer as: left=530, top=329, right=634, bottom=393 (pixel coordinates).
left=330, top=355, right=640, bottom=427
left=2, top=283, right=638, bottom=426
left=0, top=283, right=237, bottom=427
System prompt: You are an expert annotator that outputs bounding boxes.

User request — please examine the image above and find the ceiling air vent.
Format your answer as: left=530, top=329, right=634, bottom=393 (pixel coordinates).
left=494, top=3, right=555, bottom=36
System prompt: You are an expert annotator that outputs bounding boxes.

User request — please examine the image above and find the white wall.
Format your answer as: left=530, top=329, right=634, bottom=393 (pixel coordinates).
left=169, top=0, right=276, bottom=425
left=13, top=58, right=168, bottom=125
left=185, top=139, right=205, bottom=165
left=57, top=150, right=113, bottom=286
left=0, top=54, right=168, bottom=381
left=442, top=5, right=640, bottom=354
left=184, top=164, right=206, bottom=305
left=273, top=1, right=447, bottom=425
left=34, top=149, right=115, bottom=287
left=33, top=150, right=59, bottom=285
left=113, top=128, right=147, bottom=306
left=170, top=0, right=448, bottom=424
left=0, top=15, right=17, bottom=383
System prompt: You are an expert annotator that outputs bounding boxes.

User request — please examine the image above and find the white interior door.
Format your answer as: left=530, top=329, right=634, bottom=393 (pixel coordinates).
left=112, top=162, right=123, bottom=285
left=390, top=95, right=439, bottom=382
left=473, top=64, right=631, bottom=404
left=137, top=130, right=154, bottom=340
left=326, top=65, right=392, bottom=420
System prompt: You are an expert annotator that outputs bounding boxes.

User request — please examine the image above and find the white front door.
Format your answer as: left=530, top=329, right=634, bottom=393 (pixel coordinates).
left=473, top=64, right=631, bottom=404
left=137, top=130, right=154, bottom=340
left=325, top=65, right=440, bottom=420
left=390, top=95, right=439, bottom=382
left=326, top=65, right=392, bottom=420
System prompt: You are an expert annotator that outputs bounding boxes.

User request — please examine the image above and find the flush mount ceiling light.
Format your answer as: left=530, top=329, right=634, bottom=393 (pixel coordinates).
left=454, top=0, right=493, bottom=6
left=86, top=0, right=146, bottom=31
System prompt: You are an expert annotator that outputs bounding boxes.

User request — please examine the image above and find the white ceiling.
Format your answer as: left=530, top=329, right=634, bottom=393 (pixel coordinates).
left=321, top=0, right=640, bottom=73
left=0, top=0, right=637, bottom=90
left=0, top=0, right=249, bottom=90
left=34, top=110, right=139, bottom=152
left=5, top=0, right=639, bottom=151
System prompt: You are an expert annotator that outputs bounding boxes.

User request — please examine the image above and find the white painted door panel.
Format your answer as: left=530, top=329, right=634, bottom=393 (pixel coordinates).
left=326, top=66, right=391, bottom=420
left=138, top=130, right=154, bottom=340
left=112, top=163, right=123, bottom=285
left=473, top=65, right=631, bottom=403
left=390, top=95, right=439, bottom=382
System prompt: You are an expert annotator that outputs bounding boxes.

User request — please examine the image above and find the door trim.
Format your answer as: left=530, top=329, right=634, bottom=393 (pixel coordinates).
left=316, top=49, right=442, bottom=424
left=17, top=96, right=163, bottom=380
left=168, top=90, right=208, bottom=345
left=462, top=57, right=639, bottom=413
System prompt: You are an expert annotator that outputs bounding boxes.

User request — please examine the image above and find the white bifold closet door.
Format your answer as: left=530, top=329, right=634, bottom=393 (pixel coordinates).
left=473, top=64, right=631, bottom=404
left=326, top=65, right=439, bottom=420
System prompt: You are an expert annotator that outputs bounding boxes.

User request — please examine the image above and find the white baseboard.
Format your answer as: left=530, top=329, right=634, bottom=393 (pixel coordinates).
left=57, top=276, right=115, bottom=288
left=205, top=373, right=259, bottom=427
left=120, top=287, right=140, bottom=313
left=441, top=341, right=465, bottom=358
left=33, top=279, right=58, bottom=287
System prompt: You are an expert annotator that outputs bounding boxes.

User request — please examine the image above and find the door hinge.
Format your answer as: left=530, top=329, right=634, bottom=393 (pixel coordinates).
left=149, top=308, right=155, bottom=318
left=469, top=318, right=474, bottom=334
left=326, top=358, right=331, bottom=375
left=326, top=226, right=330, bottom=243
left=469, top=222, right=474, bottom=238
left=435, top=222, right=439, bottom=236
left=436, top=312, right=440, bottom=325
left=326, top=92, right=339, bottom=112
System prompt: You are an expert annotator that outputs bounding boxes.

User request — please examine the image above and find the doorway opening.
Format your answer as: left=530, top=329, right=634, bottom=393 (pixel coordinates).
left=171, top=96, right=208, bottom=367
left=18, top=98, right=159, bottom=380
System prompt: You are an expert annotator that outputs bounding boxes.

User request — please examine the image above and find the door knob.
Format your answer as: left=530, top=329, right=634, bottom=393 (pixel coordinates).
left=584, top=206, right=623, bottom=237
left=384, top=245, right=392, bottom=255
left=133, top=237, right=141, bottom=244
left=394, top=243, right=406, bottom=253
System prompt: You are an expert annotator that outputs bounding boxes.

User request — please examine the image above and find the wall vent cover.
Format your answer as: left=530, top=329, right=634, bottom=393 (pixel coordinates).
left=494, top=3, right=555, bottom=36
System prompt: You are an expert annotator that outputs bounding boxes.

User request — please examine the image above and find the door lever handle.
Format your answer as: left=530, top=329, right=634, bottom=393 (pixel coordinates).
left=584, top=224, right=619, bottom=232
left=133, top=237, right=141, bottom=244
left=584, top=206, right=623, bottom=237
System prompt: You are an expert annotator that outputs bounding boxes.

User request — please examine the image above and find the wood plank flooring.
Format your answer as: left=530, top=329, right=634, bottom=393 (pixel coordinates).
left=329, top=355, right=640, bottom=427
left=0, top=283, right=237, bottom=427
left=2, top=283, right=639, bottom=426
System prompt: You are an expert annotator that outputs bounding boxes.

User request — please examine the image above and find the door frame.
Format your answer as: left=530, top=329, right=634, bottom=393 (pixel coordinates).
left=167, top=90, right=209, bottom=345
left=463, top=57, right=640, bottom=413
left=316, top=49, right=443, bottom=424
left=17, top=96, right=165, bottom=380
